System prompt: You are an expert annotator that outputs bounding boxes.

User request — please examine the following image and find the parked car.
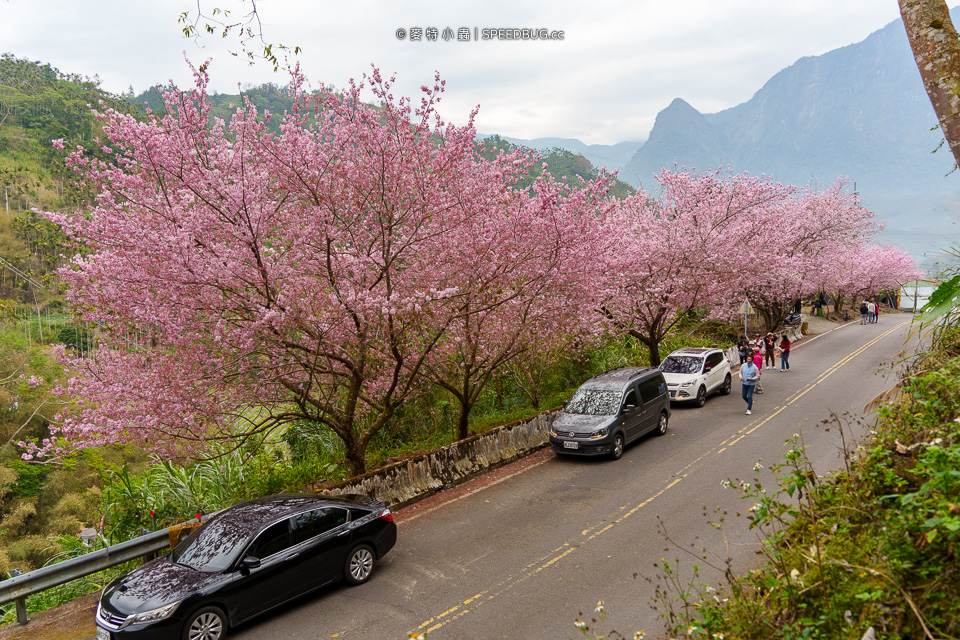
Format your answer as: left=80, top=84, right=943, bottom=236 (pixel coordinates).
left=95, top=493, right=397, bottom=640
left=549, top=367, right=670, bottom=460
left=658, top=347, right=732, bottom=407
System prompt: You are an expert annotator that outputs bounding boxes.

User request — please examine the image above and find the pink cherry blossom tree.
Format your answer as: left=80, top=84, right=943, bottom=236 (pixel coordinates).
left=420, top=169, right=610, bottom=439
left=597, top=169, right=795, bottom=365
left=826, top=244, right=921, bottom=311
left=39, top=64, right=591, bottom=476
left=736, top=180, right=879, bottom=331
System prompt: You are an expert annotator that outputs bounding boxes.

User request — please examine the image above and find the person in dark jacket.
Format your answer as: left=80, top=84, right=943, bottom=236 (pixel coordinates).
left=859, top=301, right=868, bottom=324
left=763, top=332, right=777, bottom=370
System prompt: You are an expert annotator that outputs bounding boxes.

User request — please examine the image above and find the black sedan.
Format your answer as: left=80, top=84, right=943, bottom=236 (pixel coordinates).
left=95, top=493, right=397, bottom=640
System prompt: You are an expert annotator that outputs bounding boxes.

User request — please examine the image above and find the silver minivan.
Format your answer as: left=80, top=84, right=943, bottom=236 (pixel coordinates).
left=549, top=367, right=671, bottom=460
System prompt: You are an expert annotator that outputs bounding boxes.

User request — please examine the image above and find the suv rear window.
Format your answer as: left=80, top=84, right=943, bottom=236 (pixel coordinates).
left=706, top=352, right=724, bottom=368
left=565, top=389, right=620, bottom=415
left=660, top=356, right=704, bottom=374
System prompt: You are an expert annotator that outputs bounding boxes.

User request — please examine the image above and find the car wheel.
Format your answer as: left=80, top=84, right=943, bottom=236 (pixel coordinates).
left=695, top=385, right=707, bottom=407
left=655, top=412, right=668, bottom=436
left=182, top=606, right=226, bottom=640
left=609, top=433, right=625, bottom=460
left=720, top=374, right=732, bottom=395
left=344, top=544, right=376, bottom=585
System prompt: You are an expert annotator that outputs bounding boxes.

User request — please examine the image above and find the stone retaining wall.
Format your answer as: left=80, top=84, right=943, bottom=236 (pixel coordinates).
left=322, top=408, right=561, bottom=509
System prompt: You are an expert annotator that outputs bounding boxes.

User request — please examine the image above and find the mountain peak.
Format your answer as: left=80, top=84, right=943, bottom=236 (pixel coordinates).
left=619, top=10, right=960, bottom=257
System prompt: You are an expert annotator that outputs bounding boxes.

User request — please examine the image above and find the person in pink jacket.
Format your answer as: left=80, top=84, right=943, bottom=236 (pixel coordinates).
left=751, top=349, right=764, bottom=393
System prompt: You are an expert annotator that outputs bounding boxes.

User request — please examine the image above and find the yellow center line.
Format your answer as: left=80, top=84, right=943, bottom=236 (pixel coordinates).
left=412, top=321, right=908, bottom=635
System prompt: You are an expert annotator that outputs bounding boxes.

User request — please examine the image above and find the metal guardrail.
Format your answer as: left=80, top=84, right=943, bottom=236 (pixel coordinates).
left=0, top=528, right=175, bottom=625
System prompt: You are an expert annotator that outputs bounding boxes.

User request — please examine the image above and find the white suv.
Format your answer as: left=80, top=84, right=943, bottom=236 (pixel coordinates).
left=658, top=347, right=732, bottom=407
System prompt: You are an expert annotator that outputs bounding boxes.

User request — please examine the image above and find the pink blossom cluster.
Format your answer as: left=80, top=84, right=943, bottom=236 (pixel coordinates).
left=33, top=64, right=613, bottom=473
left=29, top=64, right=920, bottom=472
left=594, top=169, right=919, bottom=363
left=18, top=374, right=45, bottom=389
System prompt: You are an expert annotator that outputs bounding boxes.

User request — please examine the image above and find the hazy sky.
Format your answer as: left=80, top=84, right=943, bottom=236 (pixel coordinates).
left=2, top=1, right=908, bottom=145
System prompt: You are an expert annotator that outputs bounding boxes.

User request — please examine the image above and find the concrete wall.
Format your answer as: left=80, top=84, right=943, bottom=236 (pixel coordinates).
left=322, top=408, right=561, bottom=509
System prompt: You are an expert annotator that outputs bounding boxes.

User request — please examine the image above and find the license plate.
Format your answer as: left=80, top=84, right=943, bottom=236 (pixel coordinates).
left=96, top=627, right=111, bottom=640
left=563, top=441, right=579, bottom=449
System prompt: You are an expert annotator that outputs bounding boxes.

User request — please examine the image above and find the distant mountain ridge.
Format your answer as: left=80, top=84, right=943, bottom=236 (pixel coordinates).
left=619, top=11, right=960, bottom=260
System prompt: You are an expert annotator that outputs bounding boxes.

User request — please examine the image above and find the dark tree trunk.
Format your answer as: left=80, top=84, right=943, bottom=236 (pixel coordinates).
left=456, top=402, right=471, bottom=441
left=630, top=329, right=663, bottom=367
left=342, top=436, right=368, bottom=478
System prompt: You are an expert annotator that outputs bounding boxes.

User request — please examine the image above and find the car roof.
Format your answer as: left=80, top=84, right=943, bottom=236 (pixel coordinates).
left=210, top=493, right=380, bottom=534
left=580, top=366, right=659, bottom=391
left=665, top=348, right=717, bottom=357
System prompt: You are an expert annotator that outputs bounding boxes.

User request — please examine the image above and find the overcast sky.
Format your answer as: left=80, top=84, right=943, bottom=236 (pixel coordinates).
left=2, top=1, right=909, bottom=145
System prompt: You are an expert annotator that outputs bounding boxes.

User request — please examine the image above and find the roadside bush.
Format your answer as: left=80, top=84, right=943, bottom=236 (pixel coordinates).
left=3, top=534, right=48, bottom=571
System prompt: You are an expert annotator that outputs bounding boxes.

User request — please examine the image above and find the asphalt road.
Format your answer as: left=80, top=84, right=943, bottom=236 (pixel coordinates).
left=232, top=316, right=918, bottom=640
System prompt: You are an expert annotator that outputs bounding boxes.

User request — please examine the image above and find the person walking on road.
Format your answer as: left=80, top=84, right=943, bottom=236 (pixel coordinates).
left=859, top=301, right=868, bottom=324
left=740, top=356, right=759, bottom=415
left=779, top=334, right=791, bottom=371
left=867, top=301, right=876, bottom=323
left=763, top=332, right=777, bottom=370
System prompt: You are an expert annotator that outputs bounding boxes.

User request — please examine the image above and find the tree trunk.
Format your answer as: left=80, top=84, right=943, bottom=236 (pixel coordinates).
left=834, top=294, right=845, bottom=314
left=342, top=436, right=368, bottom=478
left=900, top=0, right=960, bottom=167
left=492, top=376, right=506, bottom=411
left=630, top=329, right=663, bottom=366
left=456, top=402, right=471, bottom=441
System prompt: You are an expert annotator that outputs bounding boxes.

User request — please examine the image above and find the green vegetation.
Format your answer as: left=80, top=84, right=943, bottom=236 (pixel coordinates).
left=129, top=81, right=298, bottom=131
left=649, top=326, right=960, bottom=639
left=480, top=134, right=636, bottom=198
left=0, top=311, right=729, bottom=624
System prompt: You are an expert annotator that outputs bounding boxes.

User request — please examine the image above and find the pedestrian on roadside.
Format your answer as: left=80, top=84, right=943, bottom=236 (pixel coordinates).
left=867, top=301, right=875, bottom=323
left=779, top=334, right=791, bottom=371
left=739, top=354, right=759, bottom=415
left=859, top=301, right=868, bottom=324
left=752, top=347, right=764, bottom=394
left=763, top=332, right=777, bottom=370
left=737, top=336, right=750, bottom=365
left=875, top=304, right=880, bottom=323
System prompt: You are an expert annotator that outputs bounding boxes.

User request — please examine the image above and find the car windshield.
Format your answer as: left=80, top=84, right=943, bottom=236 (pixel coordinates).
left=660, top=356, right=704, bottom=375
left=565, top=388, right=620, bottom=415
left=171, top=517, right=250, bottom=572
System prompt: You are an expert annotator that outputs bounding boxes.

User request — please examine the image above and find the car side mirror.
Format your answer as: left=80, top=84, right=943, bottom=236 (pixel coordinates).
left=704, top=365, right=713, bottom=372
left=623, top=404, right=636, bottom=414
left=240, top=556, right=261, bottom=573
